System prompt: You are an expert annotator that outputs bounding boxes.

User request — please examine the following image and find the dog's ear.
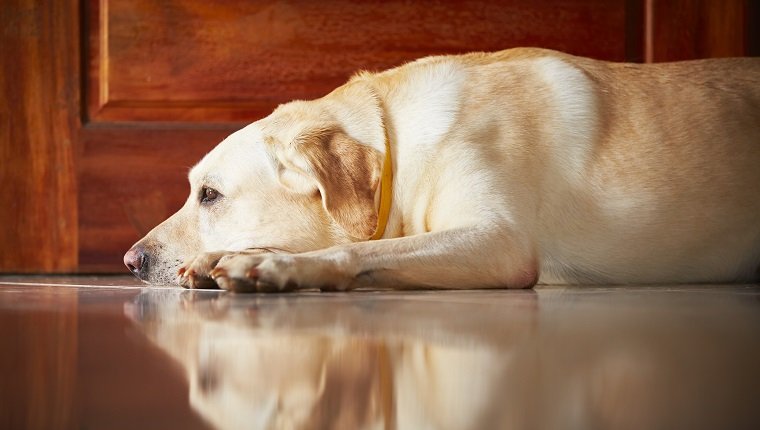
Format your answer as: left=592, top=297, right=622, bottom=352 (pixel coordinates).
left=277, top=127, right=383, bottom=240
left=270, top=80, right=387, bottom=240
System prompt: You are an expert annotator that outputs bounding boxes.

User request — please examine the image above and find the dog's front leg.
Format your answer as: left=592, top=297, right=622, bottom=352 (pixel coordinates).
left=178, top=249, right=268, bottom=289
left=206, top=226, right=538, bottom=292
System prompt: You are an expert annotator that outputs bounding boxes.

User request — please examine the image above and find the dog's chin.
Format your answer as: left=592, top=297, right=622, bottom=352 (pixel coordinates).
left=150, top=276, right=182, bottom=287
left=133, top=265, right=184, bottom=287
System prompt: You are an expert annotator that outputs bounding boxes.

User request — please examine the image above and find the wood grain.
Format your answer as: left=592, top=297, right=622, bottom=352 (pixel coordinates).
left=0, top=0, right=79, bottom=272
left=78, top=126, right=237, bottom=271
left=647, top=0, right=748, bottom=62
left=86, top=0, right=633, bottom=123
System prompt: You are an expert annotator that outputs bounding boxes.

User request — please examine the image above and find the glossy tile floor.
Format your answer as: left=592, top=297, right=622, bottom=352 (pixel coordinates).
left=1, top=276, right=759, bottom=430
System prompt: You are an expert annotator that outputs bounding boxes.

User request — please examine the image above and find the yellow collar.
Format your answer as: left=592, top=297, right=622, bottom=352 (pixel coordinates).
left=370, top=130, right=393, bottom=240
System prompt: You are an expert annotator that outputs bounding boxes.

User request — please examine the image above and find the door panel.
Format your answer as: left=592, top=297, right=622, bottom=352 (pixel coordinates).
left=81, top=0, right=641, bottom=271
left=87, top=0, right=635, bottom=123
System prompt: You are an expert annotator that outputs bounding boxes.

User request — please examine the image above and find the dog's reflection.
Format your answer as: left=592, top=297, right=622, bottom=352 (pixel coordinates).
left=127, top=290, right=539, bottom=430
left=126, top=289, right=760, bottom=430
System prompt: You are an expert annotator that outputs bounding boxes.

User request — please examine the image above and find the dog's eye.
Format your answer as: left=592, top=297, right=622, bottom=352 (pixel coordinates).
left=200, top=187, right=221, bottom=204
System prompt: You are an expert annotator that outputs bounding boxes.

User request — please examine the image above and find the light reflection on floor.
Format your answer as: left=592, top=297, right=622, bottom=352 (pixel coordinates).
left=1, top=276, right=759, bottom=430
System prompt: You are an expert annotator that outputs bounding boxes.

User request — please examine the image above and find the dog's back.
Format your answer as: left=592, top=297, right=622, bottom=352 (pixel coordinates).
left=375, top=49, right=760, bottom=283
left=509, top=52, right=760, bottom=283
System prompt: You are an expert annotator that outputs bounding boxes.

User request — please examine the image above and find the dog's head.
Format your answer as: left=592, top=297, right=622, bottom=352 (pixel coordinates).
left=124, top=80, right=386, bottom=284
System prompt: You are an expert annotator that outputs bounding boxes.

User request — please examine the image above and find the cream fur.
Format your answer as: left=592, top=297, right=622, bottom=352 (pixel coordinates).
left=124, top=48, right=760, bottom=290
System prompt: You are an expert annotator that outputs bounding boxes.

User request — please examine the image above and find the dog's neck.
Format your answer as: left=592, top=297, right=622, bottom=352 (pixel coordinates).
left=370, top=127, right=393, bottom=240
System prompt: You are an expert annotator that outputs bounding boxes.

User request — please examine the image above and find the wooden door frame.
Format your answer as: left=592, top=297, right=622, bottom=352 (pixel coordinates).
left=0, top=0, right=80, bottom=272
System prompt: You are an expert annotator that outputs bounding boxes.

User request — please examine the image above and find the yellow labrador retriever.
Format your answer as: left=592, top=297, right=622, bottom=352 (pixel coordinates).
left=123, top=48, right=760, bottom=291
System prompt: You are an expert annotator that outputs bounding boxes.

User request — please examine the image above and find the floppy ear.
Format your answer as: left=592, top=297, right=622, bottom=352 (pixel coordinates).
left=277, top=128, right=383, bottom=240
left=269, top=79, right=387, bottom=239
left=305, top=129, right=383, bottom=239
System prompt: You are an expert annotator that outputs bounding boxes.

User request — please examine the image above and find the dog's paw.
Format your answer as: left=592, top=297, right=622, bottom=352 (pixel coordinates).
left=210, top=252, right=355, bottom=293
left=177, top=251, right=229, bottom=289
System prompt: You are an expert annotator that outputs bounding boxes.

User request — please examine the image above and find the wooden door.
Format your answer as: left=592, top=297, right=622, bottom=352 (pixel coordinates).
left=1, top=0, right=757, bottom=273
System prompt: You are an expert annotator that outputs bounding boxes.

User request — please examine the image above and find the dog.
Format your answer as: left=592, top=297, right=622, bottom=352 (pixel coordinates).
left=123, top=48, right=760, bottom=292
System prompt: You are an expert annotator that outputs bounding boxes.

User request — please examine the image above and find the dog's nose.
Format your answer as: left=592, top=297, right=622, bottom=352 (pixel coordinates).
left=124, top=246, right=149, bottom=279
